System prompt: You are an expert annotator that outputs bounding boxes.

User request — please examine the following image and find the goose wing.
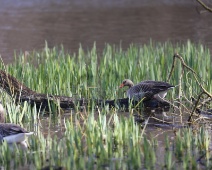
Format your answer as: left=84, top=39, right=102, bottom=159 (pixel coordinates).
left=0, top=123, right=29, bottom=137
left=130, top=80, right=174, bottom=100
left=141, top=80, right=174, bottom=93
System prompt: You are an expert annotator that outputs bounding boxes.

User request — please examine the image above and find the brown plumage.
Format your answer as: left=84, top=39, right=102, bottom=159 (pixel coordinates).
left=119, top=79, right=174, bottom=101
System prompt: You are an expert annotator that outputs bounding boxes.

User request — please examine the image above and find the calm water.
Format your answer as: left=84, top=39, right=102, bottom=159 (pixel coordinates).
left=0, top=0, right=211, bottom=64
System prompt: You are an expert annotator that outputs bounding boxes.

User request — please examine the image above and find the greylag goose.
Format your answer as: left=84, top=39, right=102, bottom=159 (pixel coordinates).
left=119, top=79, right=174, bottom=102
left=0, top=101, right=33, bottom=149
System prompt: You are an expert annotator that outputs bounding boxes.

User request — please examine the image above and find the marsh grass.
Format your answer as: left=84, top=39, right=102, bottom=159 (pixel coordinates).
left=0, top=41, right=211, bottom=169
left=2, top=41, right=211, bottom=100
left=1, top=109, right=211, bottom=170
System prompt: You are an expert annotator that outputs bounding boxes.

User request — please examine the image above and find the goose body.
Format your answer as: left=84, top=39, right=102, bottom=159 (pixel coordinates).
left=119, top=79, right=174, bottom=101
left=0, top=102, right=33, bottom=149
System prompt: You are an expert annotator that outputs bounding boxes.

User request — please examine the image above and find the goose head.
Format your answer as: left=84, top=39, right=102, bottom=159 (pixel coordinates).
left=119, top=79, right=134, bottom=88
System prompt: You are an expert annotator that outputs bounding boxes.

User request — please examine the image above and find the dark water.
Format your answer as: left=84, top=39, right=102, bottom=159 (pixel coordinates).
left=0, top=0, right=211, bottom=64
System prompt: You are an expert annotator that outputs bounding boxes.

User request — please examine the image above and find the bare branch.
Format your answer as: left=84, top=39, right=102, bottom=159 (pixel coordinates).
left=167, top=53, right=211, bottom=123
left=168, top=53, right=211, bottom=98
left=196, top=0, right=212, bottom=12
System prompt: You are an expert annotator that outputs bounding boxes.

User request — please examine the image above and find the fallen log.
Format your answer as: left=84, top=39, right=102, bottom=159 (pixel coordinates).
left=0, top=70, right=35, bottom=97
left=97, top=98, right=170, bottom=111
left=0, top=70, right=77, bottom=110
left=0, top=70, right=170, bottom=111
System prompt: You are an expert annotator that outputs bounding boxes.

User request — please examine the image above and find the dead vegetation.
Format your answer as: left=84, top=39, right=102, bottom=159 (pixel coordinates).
left=167, top=53, right=211, bottom=123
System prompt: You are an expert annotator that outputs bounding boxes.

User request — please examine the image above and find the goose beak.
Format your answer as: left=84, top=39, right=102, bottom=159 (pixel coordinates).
left=119, top=83, right=124, bottom=88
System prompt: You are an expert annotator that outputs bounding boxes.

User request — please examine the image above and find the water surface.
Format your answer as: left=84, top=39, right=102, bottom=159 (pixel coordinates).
left=0, top=0, right=211, bottom=63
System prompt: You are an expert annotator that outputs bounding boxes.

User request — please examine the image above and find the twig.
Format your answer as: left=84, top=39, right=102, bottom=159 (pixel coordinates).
left=196, top=0, right=212, bottom=12
left=168, top=53, right=211, bottom=98
left=167, top=53, right=211, bottom=123
left=167, top=54, right=176, bottom=82
left=188, top=91, right=204, bottom=122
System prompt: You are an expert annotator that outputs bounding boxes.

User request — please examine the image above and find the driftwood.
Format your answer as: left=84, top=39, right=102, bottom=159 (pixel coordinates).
left=0, top=70, right=169, bottom=111
left=0, top=70, right=81, bottom=110
left=100, top=98, right=170, bottom=110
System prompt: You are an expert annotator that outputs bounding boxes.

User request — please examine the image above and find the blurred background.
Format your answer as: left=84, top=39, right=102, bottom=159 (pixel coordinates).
left=0, top=0, right=211, bottom=64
